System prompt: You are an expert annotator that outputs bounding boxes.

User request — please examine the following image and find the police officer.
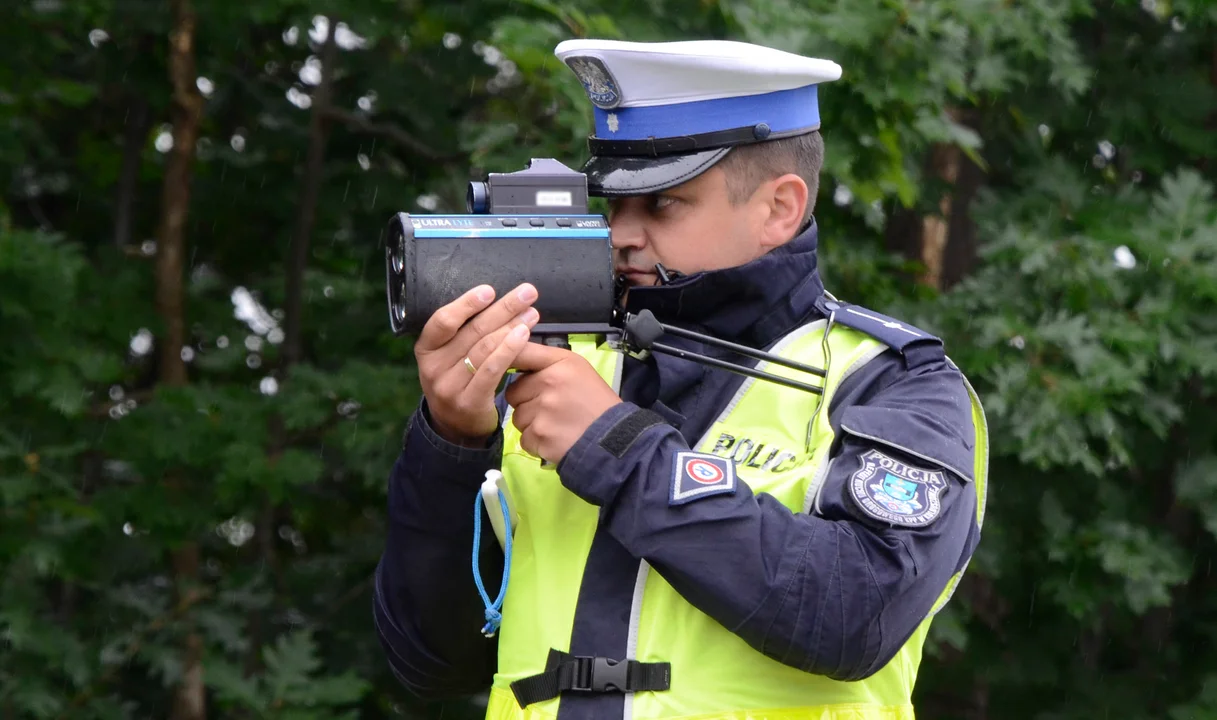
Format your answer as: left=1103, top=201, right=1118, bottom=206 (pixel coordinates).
left=374, top=38, right=987, bottom=720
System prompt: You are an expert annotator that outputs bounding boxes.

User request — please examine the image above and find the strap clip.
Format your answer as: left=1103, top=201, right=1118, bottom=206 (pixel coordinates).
left=509, top=648, right=671, bottom=707
left=569, top=656, right=629, bottom=693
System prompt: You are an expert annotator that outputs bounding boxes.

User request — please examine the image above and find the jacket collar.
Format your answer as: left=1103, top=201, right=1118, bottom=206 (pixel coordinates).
left=621, top=219, right=826, bottom=349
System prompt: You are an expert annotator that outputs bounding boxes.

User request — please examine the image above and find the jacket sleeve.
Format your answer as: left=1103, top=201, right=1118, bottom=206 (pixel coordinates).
left=554, top=353, right=981, bottom=681
left=373, top=396, right=508, bottom=699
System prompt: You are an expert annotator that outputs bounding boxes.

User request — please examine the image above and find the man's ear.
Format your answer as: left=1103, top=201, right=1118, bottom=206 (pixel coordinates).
left=759, top=173, right=809, bottom=248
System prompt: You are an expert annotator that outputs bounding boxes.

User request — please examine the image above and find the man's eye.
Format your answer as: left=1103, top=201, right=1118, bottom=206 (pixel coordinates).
left=652, top=196, right=678, bottom=211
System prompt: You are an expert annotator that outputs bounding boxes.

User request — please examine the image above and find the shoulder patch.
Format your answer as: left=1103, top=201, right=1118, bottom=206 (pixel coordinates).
left=849, top=449, right=947, bottom=527
left=821, top=299, right=944, bottom=368
left=670, top=452, right=736, bottom=506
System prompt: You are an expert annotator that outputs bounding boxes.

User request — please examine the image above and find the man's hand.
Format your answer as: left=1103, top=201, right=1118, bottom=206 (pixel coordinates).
left=504, top=343, right=623, bottom=464
left=413, top=283, right=541, bottom=446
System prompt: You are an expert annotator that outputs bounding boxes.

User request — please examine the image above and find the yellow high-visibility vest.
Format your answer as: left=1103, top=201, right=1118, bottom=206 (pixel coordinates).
left=486, top=318, right=988, bottom=720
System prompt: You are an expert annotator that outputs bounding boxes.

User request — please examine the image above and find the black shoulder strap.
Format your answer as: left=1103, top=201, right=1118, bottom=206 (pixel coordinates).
left=817, top=297, right=945, bottom=369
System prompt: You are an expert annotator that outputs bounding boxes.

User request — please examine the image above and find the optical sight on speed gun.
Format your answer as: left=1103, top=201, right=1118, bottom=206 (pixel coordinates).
left=381, top=158, right=828, bottom=397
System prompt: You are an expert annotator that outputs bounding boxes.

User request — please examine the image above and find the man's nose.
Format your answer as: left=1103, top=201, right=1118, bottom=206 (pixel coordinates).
left=609, top=208, right=646, bottom=250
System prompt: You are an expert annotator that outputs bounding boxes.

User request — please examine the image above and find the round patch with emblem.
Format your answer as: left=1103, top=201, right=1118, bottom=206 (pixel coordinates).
left=686, top=458, right=725, bottom=485
left=563, top=55, right=621, bottom=109
left=849, top=449, right=948, bottom=527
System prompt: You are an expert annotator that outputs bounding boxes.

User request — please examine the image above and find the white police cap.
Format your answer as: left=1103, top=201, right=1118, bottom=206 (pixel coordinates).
left=554, top=39, right=842, bottom=197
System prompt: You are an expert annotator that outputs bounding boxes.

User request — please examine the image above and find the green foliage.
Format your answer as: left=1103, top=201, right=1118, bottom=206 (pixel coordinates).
left=207, top=629, right=369, bottom=718
left=1, top=0, right=1215, bottom=718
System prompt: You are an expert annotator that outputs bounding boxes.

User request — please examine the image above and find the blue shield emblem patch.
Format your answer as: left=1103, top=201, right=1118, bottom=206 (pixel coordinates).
left=670, top=452, right=735, bottom=506
left=564, top=56, right=621, bottom=109
left=849, top=449, right=948, bottom=527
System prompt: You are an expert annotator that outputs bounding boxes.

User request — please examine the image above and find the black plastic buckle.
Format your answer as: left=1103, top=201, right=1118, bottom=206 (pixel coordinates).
left=570, top=656, right=629, bottom=693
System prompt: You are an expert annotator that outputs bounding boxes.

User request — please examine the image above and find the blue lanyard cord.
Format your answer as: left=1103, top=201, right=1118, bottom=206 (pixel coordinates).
left=472, top=488, right=513, bottom=637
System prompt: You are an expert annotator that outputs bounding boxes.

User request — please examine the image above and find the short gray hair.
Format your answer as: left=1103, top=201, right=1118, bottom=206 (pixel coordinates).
left=717, top=130, right=824, bottom=225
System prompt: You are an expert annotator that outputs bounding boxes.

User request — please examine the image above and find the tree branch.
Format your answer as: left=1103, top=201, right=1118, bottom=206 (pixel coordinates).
left=322, top=106, right=461, bottom=162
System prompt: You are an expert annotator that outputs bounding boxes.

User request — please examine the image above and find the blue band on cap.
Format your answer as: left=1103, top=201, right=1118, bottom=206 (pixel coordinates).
left=593, top=84, right=820, bottom=141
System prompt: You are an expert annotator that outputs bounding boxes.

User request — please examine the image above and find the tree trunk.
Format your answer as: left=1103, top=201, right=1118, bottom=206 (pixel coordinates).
left=883, top=108, right=984, bottom=290
left=917, top=141, right=960, bottom=290
left=284, top=17, right=338, bottom=367
left=155, top=1, right=205, bottom=719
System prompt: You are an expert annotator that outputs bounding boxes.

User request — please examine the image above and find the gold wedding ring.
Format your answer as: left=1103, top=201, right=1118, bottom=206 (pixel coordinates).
left=463, top=357, right=477, bottom=374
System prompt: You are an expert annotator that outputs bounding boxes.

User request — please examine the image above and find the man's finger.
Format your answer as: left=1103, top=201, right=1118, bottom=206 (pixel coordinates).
left=509, top=342, right=570, bottom=373
left=463, top=324, right=532, bottom=400
left=509, top=396, right=538, bottom=434
left=415, top=285, right=495, bottom=353
left=465, top=308, right=539, bottom=368
left=504, top=370, right=541, bottom=408
left=450, top=283, right=539, bottom=355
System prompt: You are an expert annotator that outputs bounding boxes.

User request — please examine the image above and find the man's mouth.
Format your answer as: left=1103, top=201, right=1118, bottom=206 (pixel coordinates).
left=616, top=268, right=657, bottom=285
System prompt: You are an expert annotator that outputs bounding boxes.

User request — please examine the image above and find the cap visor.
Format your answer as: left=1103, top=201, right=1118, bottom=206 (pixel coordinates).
left=582, top=148, right=731, bottom=197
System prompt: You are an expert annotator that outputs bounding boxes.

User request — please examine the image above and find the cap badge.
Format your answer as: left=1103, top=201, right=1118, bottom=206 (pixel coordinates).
left=564, top=55, right=621, bottom=109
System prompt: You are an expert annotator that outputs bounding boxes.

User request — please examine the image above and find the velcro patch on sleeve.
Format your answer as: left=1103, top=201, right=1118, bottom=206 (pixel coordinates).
left=849, top=449, right=948, bottom=527
left=670, top=452, right=736, bottom=506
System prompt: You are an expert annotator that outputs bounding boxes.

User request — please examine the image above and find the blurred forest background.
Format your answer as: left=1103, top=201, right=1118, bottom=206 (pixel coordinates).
left=3, top=0, right=1217, bottom=718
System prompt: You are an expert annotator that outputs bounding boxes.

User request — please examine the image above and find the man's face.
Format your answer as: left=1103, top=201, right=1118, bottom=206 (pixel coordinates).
left=607, top=165, right=803, bottom=289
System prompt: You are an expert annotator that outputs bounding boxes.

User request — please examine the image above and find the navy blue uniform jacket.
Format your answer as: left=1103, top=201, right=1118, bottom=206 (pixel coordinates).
left=374, top=222, right=982, bottom=717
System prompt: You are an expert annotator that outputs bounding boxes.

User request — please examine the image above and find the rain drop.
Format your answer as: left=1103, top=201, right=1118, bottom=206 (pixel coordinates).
left=483, top=46, right=504, bottom=66
left=358, top=153, right=371, bottom=170
left=230, top=134, right=246, bottom=152
left=129, top=329, right=153, bottom=356
left=1009, top=335, right=1026, bottom=350
left=217, top=335, right=229, bottom=349
left=196, top=76, right=215, bottom=97
left=335, top=22, right=369, bottom=50
left=181, top=346, right=195, bottom=362
left=286, top=86, right=313, bottom=109
left=833, top=184, right=853, bottom=207
left=299, top=56, right=323, bottom=86
left=267, top=328, right=285, bottom=345
left=141, top=239, right=156, bottom=255
left=109, top=385, right=125, bottom=401
left=283, top=26, right=299, bottom=45
left=89, top=29, right=109, bottom=47
left=155, top=129, right=174, bottom=153
left=324, top=285, right=335, bottom=298
left=1114, top=245, right=1136, bottom=269
left=123, top=522, right=134, bottom=536
left=247, top=354, right=262, bottom=369
left=260, top=376, right=279, bottom=395
left=443, top=32, right=462, bottom=49
left=245, top=335, right=263, bottom=352
left=309, top=16, right=330, bottom=44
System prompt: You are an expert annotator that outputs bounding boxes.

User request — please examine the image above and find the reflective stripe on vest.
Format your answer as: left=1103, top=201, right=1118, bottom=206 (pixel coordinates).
left=489, top=322, right=989, bottom=720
